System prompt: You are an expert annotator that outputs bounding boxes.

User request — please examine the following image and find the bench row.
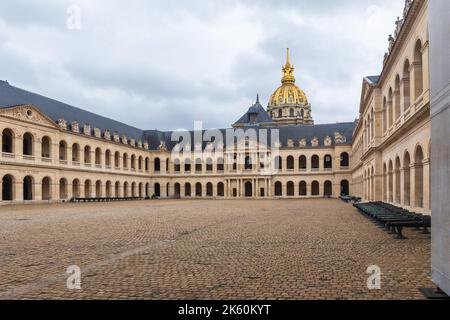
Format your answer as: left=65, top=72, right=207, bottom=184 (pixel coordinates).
left=354, top=201, right=430, bottom=239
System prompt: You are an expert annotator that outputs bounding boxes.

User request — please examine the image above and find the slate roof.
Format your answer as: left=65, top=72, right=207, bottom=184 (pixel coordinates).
left=233, top=95, right=275, bottom=127
left=0, top=80, right=144, bottom=141
left=365, top=75, right=380, bottom=84
left=0, top=80, right=355, bottom=150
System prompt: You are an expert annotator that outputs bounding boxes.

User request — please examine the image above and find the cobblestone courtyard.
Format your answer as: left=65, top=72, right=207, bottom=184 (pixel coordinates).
left=0, top=199, right=432, bottom=300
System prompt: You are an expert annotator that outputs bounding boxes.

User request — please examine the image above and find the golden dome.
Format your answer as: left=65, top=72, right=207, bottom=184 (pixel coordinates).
left=269, top=83, right=309, bottom=106
left=268, top=48, right=309, bottom=107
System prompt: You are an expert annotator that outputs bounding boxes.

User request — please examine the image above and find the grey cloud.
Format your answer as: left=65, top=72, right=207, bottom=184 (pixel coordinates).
left=0, top=0, right=404, bottom=130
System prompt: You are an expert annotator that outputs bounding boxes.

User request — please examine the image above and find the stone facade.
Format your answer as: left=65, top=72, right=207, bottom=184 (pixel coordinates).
left=351, top=0, right=431, bottom=214
left=0, top=0, right=430, bottom=211
left=0, top=103, right=352, bottom=203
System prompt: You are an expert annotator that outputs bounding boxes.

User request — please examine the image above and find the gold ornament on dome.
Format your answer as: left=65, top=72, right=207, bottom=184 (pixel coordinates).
left=268, top=48, right=309, bottom=108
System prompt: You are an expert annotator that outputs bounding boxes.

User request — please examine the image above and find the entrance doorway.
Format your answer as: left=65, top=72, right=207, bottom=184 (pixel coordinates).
left=245, top=182, right=252, bottom=197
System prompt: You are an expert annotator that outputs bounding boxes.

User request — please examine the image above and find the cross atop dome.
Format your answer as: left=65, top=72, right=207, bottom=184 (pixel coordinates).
left=282, top=48, right=296, bottom=84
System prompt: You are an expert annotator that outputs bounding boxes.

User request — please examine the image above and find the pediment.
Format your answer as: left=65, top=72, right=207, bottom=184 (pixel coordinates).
left=0, top=104, right=58, bottom=128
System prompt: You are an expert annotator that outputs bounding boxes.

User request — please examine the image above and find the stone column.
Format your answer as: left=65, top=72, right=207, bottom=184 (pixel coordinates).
left=14, top=134, right=22, bottom=157
left=430, top=0, right=450, bottom=296
left=35, top=138, right=42, bottom=161
left=35, top=181, right=42, bottom=201
left=51, top=180, right=58, bottom=201
left=14, top=180, right=23, bottom=203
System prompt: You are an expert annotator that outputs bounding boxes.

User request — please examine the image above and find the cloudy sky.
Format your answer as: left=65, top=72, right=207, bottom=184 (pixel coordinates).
left=0, top=0, right=404, bottom=131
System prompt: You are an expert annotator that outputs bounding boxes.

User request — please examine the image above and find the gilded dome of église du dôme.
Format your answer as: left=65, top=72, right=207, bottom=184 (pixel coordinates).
left=267, top=48, right=313, bottom=126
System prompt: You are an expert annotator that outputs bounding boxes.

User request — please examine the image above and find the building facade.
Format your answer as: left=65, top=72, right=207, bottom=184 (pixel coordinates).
left=0, top=0, right=430, bottom=214
left=351, top=0, right=430, bottom=214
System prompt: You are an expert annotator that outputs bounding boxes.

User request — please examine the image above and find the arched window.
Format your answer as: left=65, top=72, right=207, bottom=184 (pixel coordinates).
left=414, top=146, right=424, bottom=208
left=340, top=152, right=349, bottom=168
left=138, top=156, right=143, bottom=170
left=72, top=143, right=80, bottom=163
left=41, top=136, right=51, bottom=158
left=2, top=129, right=14, bottom=153
left=185, top=183, right=191, bottom=197
left=174, top=183, right=181, bottom=198
left=105, top=150, right=111, bottom=167
left=174, top=158, right=181, bottom=172
left=340, top=180, right=349, bottom=196
left=217, top=182, right=225, bottom=197
left=206, top=158, right=213, bottom=172
left=395, top=157, right=401, bottom=204
left=289, top=109, right=294, bottom=117
left=145, top=157, right=150, bottom=171
left=195, top=158, right=202, bottom=172
left=122, top=153, right=128, bottom=168
left=195, top=183, right=202, bottom=197
left=324, top=155, right=332, bottom=169
left=278, top=109, right=283, bottom=118
left=311, top=181, right=320, bottom=196
left=154, top=158, right=161, bottom=172
left=403, top=152, right=411, bottom=206
left=388, top=87, right=393, bottom=129
left=403, top=60, right=411, bottom=110
left=217, top=157, right=224, bottom=171
left=59, top=141, right=67, bottom=161
left=299, top=156, right=307, bottom=170
left=154, top=183, right=161, bottom=197
left=85, top=146, right=92, bottom=164
left=413, top=40, right=423, bottom=99
left=287, top=181, right=294, bottom=196
left=95, top=148, right=102, bottom=165
left=311, top=155, right=319, bottom=170
left=388, top=161, right=394, bottom=202
left=274, top=182, right=282, bottom=196
left=184, top=158, right=191, bottom=172
left=130, top=154, right=136, bottom=169
left=23, top=176, right=34, bottom=200
left=394, top=75, right=401, bottom=121
left=42, top=177, right=51, bottom=200
left=2, top=174, right=14, bottom=201
left=324, top=181, right=332, bottom=197
left=382, top=97, right=387, bottom=133
left=299, top=181, right=307, bottom=196
left=287, top=156, right=294, bottom=170
left=206, top=183, right=213, bottom=197
left=245, top=182, right=252, bottom=197
left=23, top=132, right=33, bottom=156
left=73, top=179, right=80, bottom=198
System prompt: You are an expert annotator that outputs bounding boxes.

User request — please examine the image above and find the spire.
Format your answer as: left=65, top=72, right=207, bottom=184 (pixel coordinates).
left=256, top=93, right=260, bottom=105
left=281, top=48, right=295, bottom=84
left=286, top=48, right=291, bottom=67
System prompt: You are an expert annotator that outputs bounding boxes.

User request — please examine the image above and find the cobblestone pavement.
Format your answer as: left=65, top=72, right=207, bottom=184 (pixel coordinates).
left=0, top=199, right=432, bottom=300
